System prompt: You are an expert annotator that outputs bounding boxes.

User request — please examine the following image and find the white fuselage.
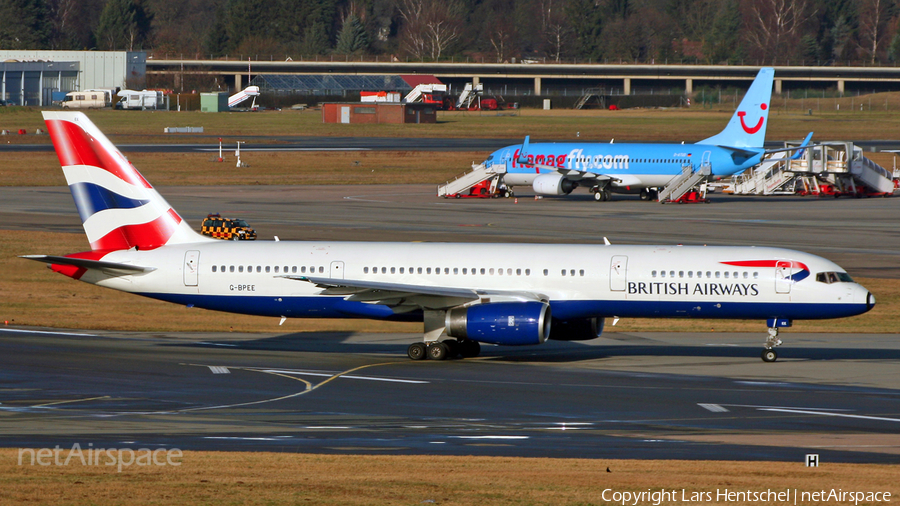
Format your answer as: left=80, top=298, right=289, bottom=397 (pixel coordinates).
left=87, top=241, right=872, bottom=323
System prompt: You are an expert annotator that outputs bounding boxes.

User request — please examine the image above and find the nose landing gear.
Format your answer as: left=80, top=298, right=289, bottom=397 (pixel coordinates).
left=761, top=327, right=783, bottom=362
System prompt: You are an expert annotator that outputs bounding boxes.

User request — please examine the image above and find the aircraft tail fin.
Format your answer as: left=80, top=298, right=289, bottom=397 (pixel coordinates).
left=42, top=111, right=209, bottom=252
left=698, top=67, right=775, bottom=148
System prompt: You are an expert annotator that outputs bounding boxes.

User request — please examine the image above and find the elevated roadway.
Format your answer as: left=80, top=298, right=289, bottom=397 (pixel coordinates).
left=147, top=60, right=900, bottom=95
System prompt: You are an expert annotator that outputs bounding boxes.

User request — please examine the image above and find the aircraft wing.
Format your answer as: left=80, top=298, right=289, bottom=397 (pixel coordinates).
left=280, top=275, right=547, bottom=310
left=21, top=255, right=157, bottom=276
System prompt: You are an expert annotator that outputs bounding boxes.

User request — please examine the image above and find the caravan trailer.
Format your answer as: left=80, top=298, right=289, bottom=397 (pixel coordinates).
left=116, top=90, right=164, bottom=110
left=61, top=89, right=115, bottom=109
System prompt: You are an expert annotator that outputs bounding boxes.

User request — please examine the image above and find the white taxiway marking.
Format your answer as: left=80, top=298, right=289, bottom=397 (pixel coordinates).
left=759, top=408, right=900, bottom=423
left=698, top=403, right=730, bottom=413
left=197, top=148, right=370, bottom=152
left=451, top=436, right=530, bottom=440
left=208, top=366, right=230, bottom=374
left=0, top=328, right=97, bottom=337
left=197, top=342, right=238, bottom=347
left=261, top=369, right=428, bottom=384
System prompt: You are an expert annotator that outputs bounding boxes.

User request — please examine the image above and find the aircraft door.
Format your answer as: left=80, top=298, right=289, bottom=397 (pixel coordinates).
left=775, top=260, right=792, bottom=294
left=609, top=255, right=628, bottom=292
left=330, top=261, right=345, bottom=279
left=340, top=107, right=350, bottom=124
left=701, top=150, right=712, bottom=169
left=184, top=250, right=200, bottom=286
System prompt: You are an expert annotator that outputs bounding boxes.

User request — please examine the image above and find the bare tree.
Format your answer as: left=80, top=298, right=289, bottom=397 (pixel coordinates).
left=539, top=0, right=572, bottom=61
left=858, top=0, right=891, bottom=64
left=744, top=0, right=816, bottom=63
left=398, top=0, right=464, bottom=60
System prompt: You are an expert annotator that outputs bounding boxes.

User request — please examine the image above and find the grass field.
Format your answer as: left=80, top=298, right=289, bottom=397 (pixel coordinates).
left=4, top=91, right=900, bottom=144
left=2, top=450, right=897, bottom=506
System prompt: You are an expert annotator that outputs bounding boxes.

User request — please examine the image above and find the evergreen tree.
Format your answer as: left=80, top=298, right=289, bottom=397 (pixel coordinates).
left=0, top=0, right=50, bottom=49
left=703, top=0, right=744, bottom=64
left=335, top=13, right=368, bottom=54
left=566, top=0, right=604, bottom=59
left=300, top=20, right=330, bottom=55
left=95, top=0, right=151, bottom=50
left=205, top=6, right=229, bottom=57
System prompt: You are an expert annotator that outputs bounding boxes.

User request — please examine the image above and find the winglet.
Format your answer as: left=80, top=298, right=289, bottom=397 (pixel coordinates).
left=603, top=237, right=611, bottom=245
left=791, top=132, right=814, bottom=160
left=517, top=135, right=531, bottom=164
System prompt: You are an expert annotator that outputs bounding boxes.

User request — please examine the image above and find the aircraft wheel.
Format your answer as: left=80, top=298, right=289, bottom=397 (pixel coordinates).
left=459, top=340, right=481, bottom=358
left=640, top=189, right=650, bottom=201
left=761, top=349, right=778, bottom=363
left=408, top=342, right=427, bottom=360
left=593, top=190, right=603, bottom=202
left=455, top=194, right=461, bottom=199
left=442, top=340, right=460, bottom=358
left=602, top=189, right=611, bottom=201
left=504, top=190, right=514, bottom=198
left=427, top=342, right=448, bottom=360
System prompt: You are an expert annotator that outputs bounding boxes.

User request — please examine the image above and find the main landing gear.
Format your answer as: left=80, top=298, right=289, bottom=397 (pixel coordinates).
left=407, top=339, right=481, bottom=361
left=591, top=186, right=611, bottom=202
left=761, top=327, right=783, bottom=362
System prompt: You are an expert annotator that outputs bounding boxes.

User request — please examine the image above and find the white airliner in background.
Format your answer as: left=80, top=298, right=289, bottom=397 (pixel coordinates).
left=25, top=112, right=874, bottom=362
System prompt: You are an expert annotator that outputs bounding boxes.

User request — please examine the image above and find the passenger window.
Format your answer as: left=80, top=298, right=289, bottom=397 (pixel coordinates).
left=256, top=266, right=261, bottom=273
left=661, top=271, right=666, bottom=278
left=508, top=269, right=513, bottom=275
left=724, top=272, right=729, bottom=279
left=463, top=268, right=467, bottom=274
left=212, top=265, right=217, bottom=272
left=418, top=267, right=423, bottom=274
left=707, top=271, right=712, bottom=278
left=229, top=266, right=234, bottom=272
left=579, top=269, right=584, bottom=276
left=275, top=266, right=280, bottom=273
left=445, top=268, right=450, bottom=274
left=570, top=269, right=575, bottom=276
left=284, top=266, right=289, bottom=273
left=490, top=268, right=495, bottom=275
left=381, top=267, right=386, bottom=274
left=715, top=271, right=720, bottom=278
left=301, top=266, right=307, bottom=273
left=238, top=266, right=244, bottom=273
left=561, top=269, right=566, bottom=276
left=318, top=267, right=324, bottom=273
left=688, top=271, right=693, bottom=278
left=364, top=267, right=369, bottom=273
left=400, top=267, right=405, bottom=274
left=669, top=271, right=675, bottom=278
left=543, top=269, right=548, bottom=276
left=454, top=268, right=459, bottom=275
left=679, top=271, right=684, bottom=278
left=753, top=272, right=758, bottom=279
left=733, top=272, right=738, bottom=279
left=526, top=269, right=531, bottom=276
left=391, top=267, right=396, bottom=274
left=517, top=269, right=522, bottom=276
left=481, top=268, right=486, bottom=275
left=652, top=270, right=657, bottom=277
left=220, top=265, right=225, bottom=272
left=265, top=266, right=270, bottom=273
left=427, top=268, right=432, bottom=274
left=498, top=269, right=503, bottom=276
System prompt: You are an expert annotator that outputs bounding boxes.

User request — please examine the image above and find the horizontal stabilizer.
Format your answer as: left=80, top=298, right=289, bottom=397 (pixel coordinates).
left=21, top=255, right=156, bottom=276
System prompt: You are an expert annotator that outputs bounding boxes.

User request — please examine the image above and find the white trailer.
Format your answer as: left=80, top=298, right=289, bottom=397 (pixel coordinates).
left=116, top=90, right=164, bottom=110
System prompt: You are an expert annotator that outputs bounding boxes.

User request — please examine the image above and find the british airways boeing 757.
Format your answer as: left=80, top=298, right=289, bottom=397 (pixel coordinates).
left=24, top=112, right=874, bottom=362
left=489, top=67, right=778, bottom=201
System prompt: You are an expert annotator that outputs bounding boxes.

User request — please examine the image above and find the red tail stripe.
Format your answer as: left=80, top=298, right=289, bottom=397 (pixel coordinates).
left=721, top=260, right=809, bottom=271
left=45, top=119, right=152, bottom=189
left=50, top=251, right=109, bottom=280
left=89, top=212, right=181, bottom=251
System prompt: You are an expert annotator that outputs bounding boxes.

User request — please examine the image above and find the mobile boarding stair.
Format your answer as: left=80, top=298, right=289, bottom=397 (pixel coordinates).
left=228, top=86, right=260, bottom=109
left=658, top=163, right=712, bottom=203
left=437, top=162, right=506, bottom=197
left=728, top=151, right=797, bottom=196
left=729, top=142, right=894, bottom=197
left=455, top=83, right=483, bottom=110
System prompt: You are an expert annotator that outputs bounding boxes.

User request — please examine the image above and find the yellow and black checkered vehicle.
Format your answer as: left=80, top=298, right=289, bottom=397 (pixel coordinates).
left=200, top=214, right=257, bottom=241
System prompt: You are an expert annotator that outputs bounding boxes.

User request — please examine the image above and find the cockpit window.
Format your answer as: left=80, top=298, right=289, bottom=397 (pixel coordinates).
left=816, top=271, right=854, bottom=284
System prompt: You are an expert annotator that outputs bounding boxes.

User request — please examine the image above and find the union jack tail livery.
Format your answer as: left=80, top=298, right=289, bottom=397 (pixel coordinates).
left=43, top=111, right=208, bottom=252
left=698, top=67, right=774, bottom=149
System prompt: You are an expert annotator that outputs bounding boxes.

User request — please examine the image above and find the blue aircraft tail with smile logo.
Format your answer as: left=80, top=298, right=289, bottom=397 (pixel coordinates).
left=698, top=67, right=775, bottom=149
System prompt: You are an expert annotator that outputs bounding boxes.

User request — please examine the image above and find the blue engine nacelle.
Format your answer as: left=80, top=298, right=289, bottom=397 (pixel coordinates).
left=548, top=317, right=604, bottom=341
left=445, top=302, right=551, bottom=346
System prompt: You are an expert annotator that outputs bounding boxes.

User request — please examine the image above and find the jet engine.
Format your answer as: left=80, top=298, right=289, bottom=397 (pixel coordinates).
left=547, top=317, right=604, bottom=341
left=533, top=174, right=577, bottom=195
left=445, top=302, right=551, bottom=346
